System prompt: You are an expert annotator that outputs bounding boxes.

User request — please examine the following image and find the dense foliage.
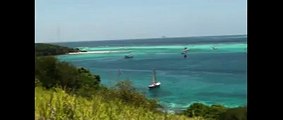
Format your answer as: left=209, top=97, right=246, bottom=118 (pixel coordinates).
left=35, top=43, right=80, bottom=56
left=182, top=103, right=247, bottom=120
left=35, top=56, right=100, bottom=92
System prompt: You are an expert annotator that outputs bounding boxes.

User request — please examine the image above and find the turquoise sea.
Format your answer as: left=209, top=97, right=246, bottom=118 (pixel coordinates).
left=54, top=35, right=247, bottom=112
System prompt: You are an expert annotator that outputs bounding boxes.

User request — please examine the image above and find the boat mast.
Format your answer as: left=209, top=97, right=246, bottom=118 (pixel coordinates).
left=152, top=69, right=157, bottom=83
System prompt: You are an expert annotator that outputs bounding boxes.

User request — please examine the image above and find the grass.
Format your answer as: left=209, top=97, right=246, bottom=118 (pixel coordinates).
left=35, top=87, right=204, bottom=120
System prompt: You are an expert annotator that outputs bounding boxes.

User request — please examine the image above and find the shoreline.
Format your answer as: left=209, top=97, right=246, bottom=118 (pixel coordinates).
left=157, top=102, right=246, bottom=114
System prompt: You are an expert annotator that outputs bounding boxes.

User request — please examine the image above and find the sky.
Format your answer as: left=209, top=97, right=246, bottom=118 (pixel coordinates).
left=35, top=0, right=247, bottom=43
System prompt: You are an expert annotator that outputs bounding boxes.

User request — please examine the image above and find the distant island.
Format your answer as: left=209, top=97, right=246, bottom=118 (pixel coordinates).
left=35, top=43, right=86, bottom=56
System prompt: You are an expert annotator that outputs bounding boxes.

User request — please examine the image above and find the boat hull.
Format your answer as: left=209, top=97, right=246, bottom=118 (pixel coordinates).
left=124, top=56, right=133, bottom=59
left=148, top=82, right=161, bottom=88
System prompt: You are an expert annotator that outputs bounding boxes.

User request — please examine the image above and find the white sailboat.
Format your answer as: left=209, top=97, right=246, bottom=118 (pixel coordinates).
left=148, top=69, right=161, bottom=88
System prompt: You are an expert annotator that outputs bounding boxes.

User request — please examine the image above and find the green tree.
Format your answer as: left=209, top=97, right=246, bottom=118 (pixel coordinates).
left=35, top=56, right=59, bottom=88
left=35, top=56, right=100, bottom=92
left=55, top=61, right=80, bottom=90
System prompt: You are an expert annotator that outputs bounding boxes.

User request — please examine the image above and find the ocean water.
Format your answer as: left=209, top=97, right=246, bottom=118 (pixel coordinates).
left=54, top=35, right=247, bottom=111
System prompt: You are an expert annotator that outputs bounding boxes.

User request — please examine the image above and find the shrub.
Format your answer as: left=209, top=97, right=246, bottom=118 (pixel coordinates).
left=206, top=104, right=227, bottom=119
left=218, top=106, right=247, bottom=120
left=109, top=80, right=159, bottom=110
left=184, top=103, right=210, bottom=117
left=183, top=103, right=247, bottom=120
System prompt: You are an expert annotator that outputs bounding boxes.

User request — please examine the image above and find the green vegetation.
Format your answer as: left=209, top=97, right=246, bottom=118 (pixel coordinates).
left=35, top=87, right=195, bottom=120
left=182, top=103, right=247, bottom=120
left=35, top=43, right=80, bottom=56
left=108, top=80, right=159, bottom=110
left=218, top=107, right=247, bottom=120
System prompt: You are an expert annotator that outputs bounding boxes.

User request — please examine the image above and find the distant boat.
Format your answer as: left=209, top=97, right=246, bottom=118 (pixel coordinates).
left=124, top=55, right=133, bottom=59
left=124, top=53, right=134, bottom=59
left=181, top=47, right=189, bottom=58
left=148, top=69, right=161, bottom=88
left=181, top=47, right=189, bottom=54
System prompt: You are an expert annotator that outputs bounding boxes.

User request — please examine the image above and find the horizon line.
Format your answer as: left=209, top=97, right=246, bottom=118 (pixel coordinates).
left=36, top=34, right=247, bottom=44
